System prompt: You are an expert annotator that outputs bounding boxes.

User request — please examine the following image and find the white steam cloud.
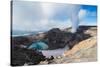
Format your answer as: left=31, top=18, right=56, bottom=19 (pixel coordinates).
left=13, top=2, right=93, bottom=32
left=41, top=3, right=81, bottom=33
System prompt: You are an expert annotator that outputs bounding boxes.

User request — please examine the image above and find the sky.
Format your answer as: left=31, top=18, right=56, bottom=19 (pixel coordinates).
left=12, top=1, right=97, bottom=32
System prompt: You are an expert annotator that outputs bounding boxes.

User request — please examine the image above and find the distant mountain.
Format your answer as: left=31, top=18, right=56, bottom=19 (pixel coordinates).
left=11, top=30, right=47, bottom=37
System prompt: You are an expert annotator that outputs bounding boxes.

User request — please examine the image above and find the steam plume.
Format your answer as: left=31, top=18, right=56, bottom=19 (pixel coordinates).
left=41, top=3, right=81, bottom=33
left=69, top=5, right=81, bottom=33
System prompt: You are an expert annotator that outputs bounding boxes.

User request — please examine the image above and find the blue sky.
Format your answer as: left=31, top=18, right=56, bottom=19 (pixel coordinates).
left=12, top=1, right=97, bottom=31
left=53, top=5, right=97, bottom=21
left=80, top=5, right=97, bottom=25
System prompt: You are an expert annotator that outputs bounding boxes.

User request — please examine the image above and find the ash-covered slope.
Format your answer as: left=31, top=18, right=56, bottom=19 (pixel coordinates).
left=39, top=26, right=97, bottom=64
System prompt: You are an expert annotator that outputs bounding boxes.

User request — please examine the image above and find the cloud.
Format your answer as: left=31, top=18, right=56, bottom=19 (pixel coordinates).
left=78, top=9, right=87, bottom=21
left=12, top=1, right=96, bottom=32
left=13, top=1, right=80, bottom=31
left=78, top=9, right=97, bottom=26
left=13, top=1, right=43, bottom=31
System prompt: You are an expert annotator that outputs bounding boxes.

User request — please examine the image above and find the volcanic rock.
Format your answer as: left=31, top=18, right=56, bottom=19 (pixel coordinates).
left=11, top=46, right=46, bottom=66
left=11, top=26, right=97, bottom=65
left=39, top=26, right=97, bottom=64
left=11, top=32, right=46, bottom=49
left=44, top=27, right=91, bottom=50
